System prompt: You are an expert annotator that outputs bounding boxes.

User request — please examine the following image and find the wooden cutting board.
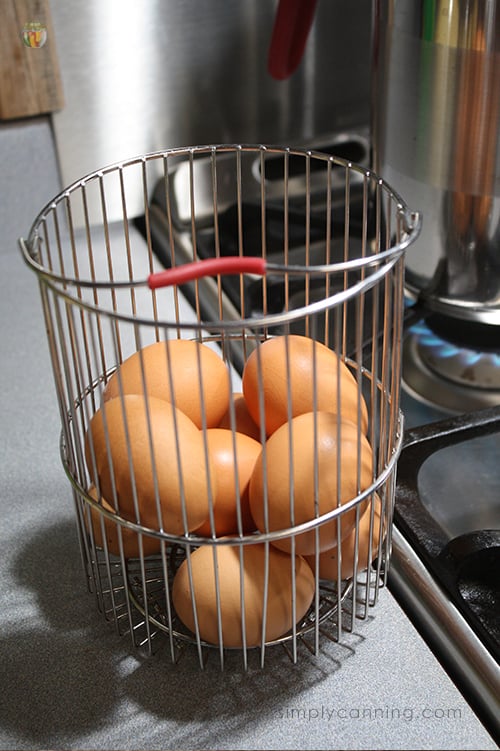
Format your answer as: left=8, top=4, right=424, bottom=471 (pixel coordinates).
left=0, top=0, right=64, bottom=119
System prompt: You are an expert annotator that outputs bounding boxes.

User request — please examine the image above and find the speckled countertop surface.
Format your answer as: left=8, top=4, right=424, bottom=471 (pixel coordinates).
left=0, top=118, right=497, bottom=750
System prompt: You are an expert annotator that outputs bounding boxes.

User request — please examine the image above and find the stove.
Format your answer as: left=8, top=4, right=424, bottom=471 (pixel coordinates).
left=393, top=310, right=500, bottom=744
left=402, top=312, right=500, bottom=413
left=142, top=142, right=500, bottom=744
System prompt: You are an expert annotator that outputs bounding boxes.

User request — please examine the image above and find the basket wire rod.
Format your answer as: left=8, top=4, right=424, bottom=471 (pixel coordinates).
left=349, top=282, right=368, bottom=630
left=76, top=323, right=120, bottom=616
left=55, top=298, right=87, bottom=493
left=41, top=213, right=53, bottom=276
left=391, top=229, right=406, bottom=449
left=334, top=309, right=344, bottom=644
left=341, top=164, right=351, bottom=356
left=259, top=149, right=269, bottom=329
left=81, top=183, right=108, bottom=396
left=119, top=167, right=140, bottom=345
left=97, top=510, right=131, bottom=633
left=188, top=151, right=202, bottom=327
left=350, top=174, right=373, bottom=622
left=157, top=540, right=178, bottom=664
left=351, top=502, right=363, bottom=627
left=73, top=484, right=103, bottom=604
left=38, top=284, right=72, bottom=470
left=290, top=533, right=299, bottom=664
left=283, top=150, right=290, bottom=320
left=379, top=230, right=394, bottom=475
left=98, top=171, right=117, bottom=312
left=368, top=237, right=381, bottom=476
left=235, top=148, right=245, bottom=316
left=374, top=284, right=393, bottom=603
left=211, top=148, right=224, bottom=328
left=140, top=158, right=159, bottom=324
left=284, top=331, right=299, bottom=663
left=259, top=540, right=271, bottom=668
left=322, top=158, right=333, bottom=347
left=159, top=337, right=192, bottom=534
left=64, top=274, right=100, bottom=478
left=95, top=327, right=143, bottom=525
left=305, top=153, right=313, bottom=339
left=141, top=159, right=163, bottom=344
left=366, top=491, right=380, bottom=609
left=386, top=273, right=399, bottom=472
left=170, top=334, right=216, bottom=528
left=161, top=154, right=182, bottom=340
left=237, top=542, right=249, bottom=671
left=134, top=538, right=155, bottom=655
left=111, top=326, right=164, bottom=646
left=184, top=543, right=207, bottom=669
left=283, top=334, right=297, bottom=654
left=381, top=476, right=395, bottom=593
left=212, top=151, right=235, bottom=367
left=385, top=469, right=397, bottom=588
left=65, top=193, right=81, bottom=294
left=51, top=197, right=66, bottom=289
left=311, top=327, right=321, bottom=655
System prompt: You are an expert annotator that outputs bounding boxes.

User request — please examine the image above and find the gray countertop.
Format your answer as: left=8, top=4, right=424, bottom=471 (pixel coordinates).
left=0, top=118, right=497, bottom=751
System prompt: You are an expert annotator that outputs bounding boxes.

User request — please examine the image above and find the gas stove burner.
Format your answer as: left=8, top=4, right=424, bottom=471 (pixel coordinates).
left=402, top=316, right=500, bottom=413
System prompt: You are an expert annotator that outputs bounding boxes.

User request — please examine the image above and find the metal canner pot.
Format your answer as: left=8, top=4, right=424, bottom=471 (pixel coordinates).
left=372, top=0, right=500, bottom=325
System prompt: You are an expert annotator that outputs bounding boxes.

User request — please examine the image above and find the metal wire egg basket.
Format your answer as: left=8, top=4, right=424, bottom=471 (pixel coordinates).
left=20, top=144, right=420, bottom=668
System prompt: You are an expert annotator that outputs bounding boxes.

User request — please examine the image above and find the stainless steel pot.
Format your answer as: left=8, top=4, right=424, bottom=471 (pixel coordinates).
left=372, top=0, right=500, bottom=325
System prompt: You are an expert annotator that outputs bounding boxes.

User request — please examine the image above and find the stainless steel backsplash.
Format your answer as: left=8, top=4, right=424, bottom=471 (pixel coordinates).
left=49, top=0, right=371, bottom=223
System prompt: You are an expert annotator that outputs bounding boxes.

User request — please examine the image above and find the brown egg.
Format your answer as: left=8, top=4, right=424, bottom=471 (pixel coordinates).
left=84, top=394, right=216, bottom=535
left=218, top=393, right=261, bottom=442
left=249, top=412, right=373, bottom=555
left=242, top=334, right=368, bottom=436
left=103, top=339, right=230, bottom=429
left=172, top=543, right=315, bottom=647
left=85, top=486, right=162, bottom=558
left=305, top=495, right=384, bottom=581
left=196, top=429, right=261, bottom=537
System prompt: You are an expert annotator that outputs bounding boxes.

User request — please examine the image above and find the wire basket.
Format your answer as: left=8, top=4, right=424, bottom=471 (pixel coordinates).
left=20, top=144, right=420, bottom=669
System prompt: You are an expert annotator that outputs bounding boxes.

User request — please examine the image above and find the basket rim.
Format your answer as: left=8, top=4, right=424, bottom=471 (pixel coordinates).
left=20, top=243, right=407, bottom=332
left=18, top=142, right=421, bottom=329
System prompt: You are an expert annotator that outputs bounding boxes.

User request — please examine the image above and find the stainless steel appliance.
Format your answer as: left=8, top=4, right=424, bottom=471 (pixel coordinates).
left=372, top=0, right=500, bottom=326
left=49, top=0, right=371, bottom=225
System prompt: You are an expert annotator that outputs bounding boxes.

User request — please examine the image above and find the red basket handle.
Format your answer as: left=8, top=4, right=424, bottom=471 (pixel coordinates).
left=148, top=256, right=268, bottom=289
left=267, top=0, right=318, bottom=80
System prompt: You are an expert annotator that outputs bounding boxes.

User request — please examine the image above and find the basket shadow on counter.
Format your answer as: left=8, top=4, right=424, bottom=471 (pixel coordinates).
left=1, top=519, right=123, bottom=746
left=4, top=518, right=373, bottom=746
left=120, top=621, right=369, bottom=750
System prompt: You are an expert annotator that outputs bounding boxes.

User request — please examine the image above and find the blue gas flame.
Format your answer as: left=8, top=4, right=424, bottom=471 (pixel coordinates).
left=410, top=319, right=500, bottom=369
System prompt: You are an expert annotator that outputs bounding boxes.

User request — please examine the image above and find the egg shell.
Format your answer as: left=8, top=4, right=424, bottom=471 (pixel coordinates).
left=172, top=543, right=315, bottom=647
left=84, top=394, right=216, bottom=535
left=249, top=411, right=373, bottom=555
left=305, top=495, right=384, bottom=581
left=196, top=429, right=261, bottom=537
left=218, top=393, right=262, bottom=442
left=242, top=334, right=368, bottom=436
left=103, top=339, right=230, bottom=429
left=85, top=486, right=162, bottom=559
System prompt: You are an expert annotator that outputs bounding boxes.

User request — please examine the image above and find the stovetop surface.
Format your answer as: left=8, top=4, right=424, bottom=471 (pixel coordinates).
left=397, top=387, right=500, bottom=657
